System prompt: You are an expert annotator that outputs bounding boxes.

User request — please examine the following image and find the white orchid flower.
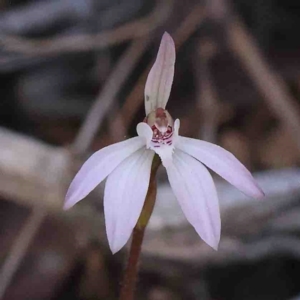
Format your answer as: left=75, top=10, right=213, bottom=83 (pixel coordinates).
left=64, top=32, right=264, bottom=254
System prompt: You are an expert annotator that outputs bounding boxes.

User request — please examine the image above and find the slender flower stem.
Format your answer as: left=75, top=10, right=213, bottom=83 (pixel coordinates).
left=119, top=226, right=145, bottom=300
left=119, top=155, right=161, bottom=300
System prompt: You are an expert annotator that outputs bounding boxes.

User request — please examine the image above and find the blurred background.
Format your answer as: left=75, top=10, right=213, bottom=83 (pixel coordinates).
left=1, top=0, right=300, bottom=299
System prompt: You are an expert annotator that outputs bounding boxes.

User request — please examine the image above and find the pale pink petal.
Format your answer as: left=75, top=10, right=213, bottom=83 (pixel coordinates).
left=166, top=150, right=221, bottom=250
left=104, top=148, right=154, bottom=253
left=137, top=122, right=153, bottom=148
left=173, top=118, right=180, bottom=142
left=174, top=118, right=180, bottom=134
left=144, top=32, right=176, bottom=115
left=153, top=145, right=174, bottom=168
left=176, top=136, right=264, bottom=199
left=64, top=137, right=145, bottom=210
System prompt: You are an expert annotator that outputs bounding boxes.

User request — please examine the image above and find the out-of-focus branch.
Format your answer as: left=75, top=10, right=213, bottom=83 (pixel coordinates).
left=1, top=0, right=173, bottom=56
left=108, top=102, right=127, bottom=143
left=196, top=39, right=219, bottom=143
left=0, top=127, right=69, bottom=210
left=207, top=0, right=300, bottom=151
left=0, top=206, right=46, bottom=299
left=71, top=38, right=151, bottom=155
left=226, top=17, right=300, bottom=150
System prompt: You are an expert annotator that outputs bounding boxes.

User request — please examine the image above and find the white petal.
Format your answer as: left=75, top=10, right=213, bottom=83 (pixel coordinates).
left=153, top=145, right=174, bottom=168
left=144, top=32, right=176, bottom=115
left=137, top=122, right=152, bottom=148
left=173, top=118, right=180, bottom=144
left=64, top=137, right=145, bottom=210
left=166, top=150, right=221, bottom=249
left=104, top=148, right=154, bottom=254
left=174, top=118, right=180, bottom=135
left=177, top=136, right=264, bottom=199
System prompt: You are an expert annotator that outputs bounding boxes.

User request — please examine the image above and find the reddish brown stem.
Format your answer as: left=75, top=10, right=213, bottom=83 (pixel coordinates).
left=119, top=226, right=145, bottom=300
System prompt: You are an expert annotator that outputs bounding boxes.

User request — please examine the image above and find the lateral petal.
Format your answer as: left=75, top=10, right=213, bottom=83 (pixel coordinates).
left=166, top=150, right=221, bottom=250
left=104, top=148, right=154, bottom=254
left=64, top=137, right=145, bottom=210
left=144, top=32, right=176, bottom=115
left=137, top=122, right=153, bottom=148
left=177, top=136, right=264, bottom=199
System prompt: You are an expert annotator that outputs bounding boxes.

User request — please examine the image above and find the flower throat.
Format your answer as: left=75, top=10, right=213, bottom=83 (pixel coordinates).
left=145, top=108, right=174, bottom=147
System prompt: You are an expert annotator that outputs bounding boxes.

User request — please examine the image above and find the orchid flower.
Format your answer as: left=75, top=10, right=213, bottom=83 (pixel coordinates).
left=64, top=32, right=264, bottom=254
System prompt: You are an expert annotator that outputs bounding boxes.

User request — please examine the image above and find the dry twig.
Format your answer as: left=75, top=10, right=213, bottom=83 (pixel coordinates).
left=0, top=128, right=69, bottom=209
left=0, top=206, right=46, bottom=299
left=196, top=39, right=219, bottom=143
left=71, top=38, right=151, bottom=155
left=1, top=0, right=172, bottom=56
left=226, top=17, right=300, bottom=151
left=207, top=0, right=300, bottom=151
